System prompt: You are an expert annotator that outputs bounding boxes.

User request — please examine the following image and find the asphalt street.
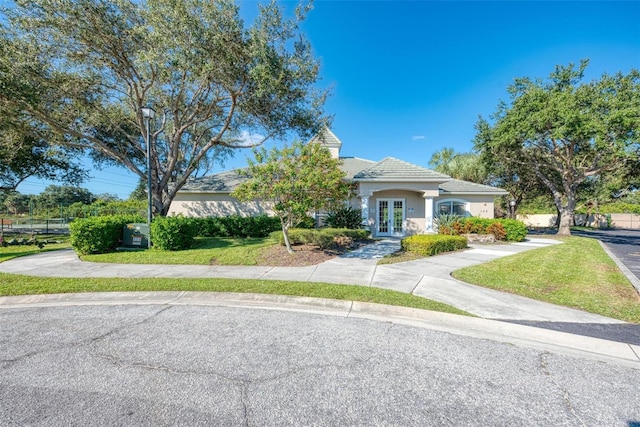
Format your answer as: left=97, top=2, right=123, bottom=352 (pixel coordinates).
left=1, top=302, right=639, bottom=426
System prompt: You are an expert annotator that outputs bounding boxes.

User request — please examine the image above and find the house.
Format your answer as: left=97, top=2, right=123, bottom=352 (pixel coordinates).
left=168, top=128, right=507, bottom=237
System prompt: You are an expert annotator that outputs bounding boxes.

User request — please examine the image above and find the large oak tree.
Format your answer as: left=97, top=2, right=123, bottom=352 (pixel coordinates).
left=0, top=0, right=327, bottom=216
left=475, top=60, right=640, bottom=235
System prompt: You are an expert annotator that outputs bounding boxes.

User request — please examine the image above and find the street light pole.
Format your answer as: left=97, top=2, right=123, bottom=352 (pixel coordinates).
left=141, top=106, right=155, bottom=249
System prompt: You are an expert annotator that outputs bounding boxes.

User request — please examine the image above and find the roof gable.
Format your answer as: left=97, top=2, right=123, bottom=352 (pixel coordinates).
left=353, top=157, right=451, bottom=182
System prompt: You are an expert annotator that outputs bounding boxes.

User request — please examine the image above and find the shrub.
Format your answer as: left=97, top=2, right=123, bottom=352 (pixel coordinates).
left=435, top=213, right=463, bottom=235
left=486, top=222, right=507, bottom=241
left=270, top=228, right=370, bottom=249
left=70, top=214, right=143, bottom=255
left=497, top=219, right=527, bottom=242
left=325, top=207, right=363, bottom=229
left=438, top=217, right=527, bottom=242
left=150, top=216, right=198, bottom=250
left=192, top=215, right=281, bottom=238
left=297, top=215, right=317, bottom=229
left=401, top=234, right=468, bottom=257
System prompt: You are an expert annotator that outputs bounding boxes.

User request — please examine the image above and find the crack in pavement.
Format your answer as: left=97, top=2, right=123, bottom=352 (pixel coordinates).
left=539, top=352, right=587, bottom=426
left=0, top=305, right=173, bottom=369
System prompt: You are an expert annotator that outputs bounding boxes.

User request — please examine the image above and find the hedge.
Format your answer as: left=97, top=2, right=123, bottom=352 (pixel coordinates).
left=439, top=217, right=527, bottom=242
left=150, top=216, right=198, bottom=251
left=401, top=234, right=468, bottom=257
left=70, top=214, right=144, bottom=255
left=193, top=215, right=281, bottom=238
left=270, top=228, right=370, bottom=249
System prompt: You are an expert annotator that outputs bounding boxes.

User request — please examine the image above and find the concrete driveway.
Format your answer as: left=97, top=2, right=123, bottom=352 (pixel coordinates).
left=1, top=294, right=639, bottom=426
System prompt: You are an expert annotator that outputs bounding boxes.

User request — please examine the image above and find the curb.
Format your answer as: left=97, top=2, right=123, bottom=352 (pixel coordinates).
left=1, top=291, right=639, bottom=369
left=597, top=240, right=640, bottom=295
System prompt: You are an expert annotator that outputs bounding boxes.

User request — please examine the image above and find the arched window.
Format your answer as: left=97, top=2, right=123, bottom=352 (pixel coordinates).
left=436, top=199, right=469, bottom=216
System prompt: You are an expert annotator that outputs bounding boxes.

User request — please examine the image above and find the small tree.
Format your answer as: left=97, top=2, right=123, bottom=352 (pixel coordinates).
left=233, top=141, right=349, bottom=254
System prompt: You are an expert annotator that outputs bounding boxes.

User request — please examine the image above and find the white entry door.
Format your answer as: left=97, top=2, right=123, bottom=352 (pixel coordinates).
left=377, top=199, right=405, bottom=237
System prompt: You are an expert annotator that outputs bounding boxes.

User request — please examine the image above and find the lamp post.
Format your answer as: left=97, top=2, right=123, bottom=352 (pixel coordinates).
left=141, top=106, right=155, bottom=249
left=509, top=199, right=516, bottom=219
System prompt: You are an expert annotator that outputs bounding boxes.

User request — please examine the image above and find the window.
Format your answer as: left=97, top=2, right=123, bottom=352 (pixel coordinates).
left=437, top=200, right=468, bottom=216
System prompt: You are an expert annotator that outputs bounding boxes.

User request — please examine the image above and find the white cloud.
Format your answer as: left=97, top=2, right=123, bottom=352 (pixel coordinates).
left=237, top=130, right=266, bottom=147
left=412, top=135, right=426, bottom=141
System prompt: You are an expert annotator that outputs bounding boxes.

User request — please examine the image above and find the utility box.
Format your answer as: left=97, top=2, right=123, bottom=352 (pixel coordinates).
left=123, top=223, right=150, bottom=247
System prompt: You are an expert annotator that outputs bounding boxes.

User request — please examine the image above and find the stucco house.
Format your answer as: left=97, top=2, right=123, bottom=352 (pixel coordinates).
left=168, top=128, right=507, bottom=237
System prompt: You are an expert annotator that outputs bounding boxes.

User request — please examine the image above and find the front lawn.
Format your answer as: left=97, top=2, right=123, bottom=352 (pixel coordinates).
left=452, top=236, right=640, bottom=323
left=0, top=272, right=471, bottom=317
left=83, top=237, right=274, bottom=265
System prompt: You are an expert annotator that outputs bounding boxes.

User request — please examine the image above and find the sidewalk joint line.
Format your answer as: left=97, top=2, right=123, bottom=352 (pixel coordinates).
left=368, top=265, right=377, bottom=287
left=630, top=343, right=640, bottom=361
left=409, top=276, right=424, bottom=295
left=166, top=291, right=186, bottom=305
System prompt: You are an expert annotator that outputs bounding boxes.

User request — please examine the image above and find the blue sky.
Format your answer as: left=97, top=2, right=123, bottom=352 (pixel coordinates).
left=17, top=0, right=640, bottom=199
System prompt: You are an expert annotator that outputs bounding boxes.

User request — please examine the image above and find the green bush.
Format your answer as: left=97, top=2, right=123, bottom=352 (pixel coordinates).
left=70, top=215, right=143, bottom=255
left=434, top=213, right=464, bottom=235
left=325, top=207, right=363, bottom=229
left=270, top=228, right=370, bottom=249
left=401, top=234, right=468, bottom=257
left=497, top=219, right=527, bottom=242
left=192, top=215, right=281, bottom=238
left=439, top=217, right=527, bottom=242
left=596, top=202, right=640, bottom=214
left=150, top=216, right=198, bottom=251
left=297, top=216, right=317, bottom=229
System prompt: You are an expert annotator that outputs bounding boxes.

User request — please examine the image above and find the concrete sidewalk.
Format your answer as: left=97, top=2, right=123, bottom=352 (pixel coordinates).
left=0, top=237, right=626, bottom=324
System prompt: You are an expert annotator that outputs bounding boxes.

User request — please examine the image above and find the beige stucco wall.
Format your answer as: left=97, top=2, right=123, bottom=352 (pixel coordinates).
left=368, top=190, right=425, bottom=237
left=519, top=213, right=640, bottom=229
left=168, top=193, right=275, bottom=217
left=435, top=195, right=496, bottom=218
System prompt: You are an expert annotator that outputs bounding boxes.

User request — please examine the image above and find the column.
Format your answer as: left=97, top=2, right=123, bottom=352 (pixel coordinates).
left=360, top=194, right=370, bottom=228
left=424, top=195, right=434, bottom=233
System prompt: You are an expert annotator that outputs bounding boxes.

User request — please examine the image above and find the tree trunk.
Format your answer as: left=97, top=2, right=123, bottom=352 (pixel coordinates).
left=557, top=206, right=573, bottom=236
left=282, top=226, right=294, bottom=254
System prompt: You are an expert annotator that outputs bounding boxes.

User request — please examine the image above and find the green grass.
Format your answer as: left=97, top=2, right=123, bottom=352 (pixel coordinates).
left=452, top=236, right=640, bottom=323
left=0, top=236, right=70, bottom=262
left=83, top=237, right=274, bottom=265
left=0, top=272, right=471, bottom=316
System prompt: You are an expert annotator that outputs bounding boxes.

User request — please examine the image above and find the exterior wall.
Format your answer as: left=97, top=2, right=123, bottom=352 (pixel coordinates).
left=435, top=195, right=496, bottom=218
left=368, top=190, right=425, bottom=237
left=519, top=213, right=640, bottom=229
left=168, top=193, right=275, bottom=217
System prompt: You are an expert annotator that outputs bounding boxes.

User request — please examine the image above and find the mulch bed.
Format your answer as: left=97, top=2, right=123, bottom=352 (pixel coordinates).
left=255, top=240, right=374, bottom=267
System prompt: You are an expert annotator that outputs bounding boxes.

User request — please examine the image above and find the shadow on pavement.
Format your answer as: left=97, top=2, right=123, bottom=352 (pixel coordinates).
left=500, top=320, right=640, bottom=346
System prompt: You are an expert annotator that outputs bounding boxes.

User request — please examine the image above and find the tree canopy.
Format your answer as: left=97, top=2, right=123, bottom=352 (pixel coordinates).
left=0, top=105, right=86, bottom=193
left=475, top=60, right=640, bottom=235
left=0, top=0, right=327, bottom=216
left=428, top=148, right=487, bottom=184
left=232, top=141, right=348, bottom=254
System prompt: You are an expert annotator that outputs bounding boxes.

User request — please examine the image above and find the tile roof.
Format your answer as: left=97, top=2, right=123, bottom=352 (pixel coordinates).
left=353, top=157, right=451, bottom=182
left=439, top=179, right=508, bottom=195
left=340, top=157, right=377, bottom=179
left=307, top=127, right=342, bottom=149
left=179, top=170, right=248, bottom=193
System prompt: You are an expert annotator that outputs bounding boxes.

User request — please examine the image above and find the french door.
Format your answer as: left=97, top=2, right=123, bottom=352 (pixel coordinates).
left=377, top=199, right=405, bottom=237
